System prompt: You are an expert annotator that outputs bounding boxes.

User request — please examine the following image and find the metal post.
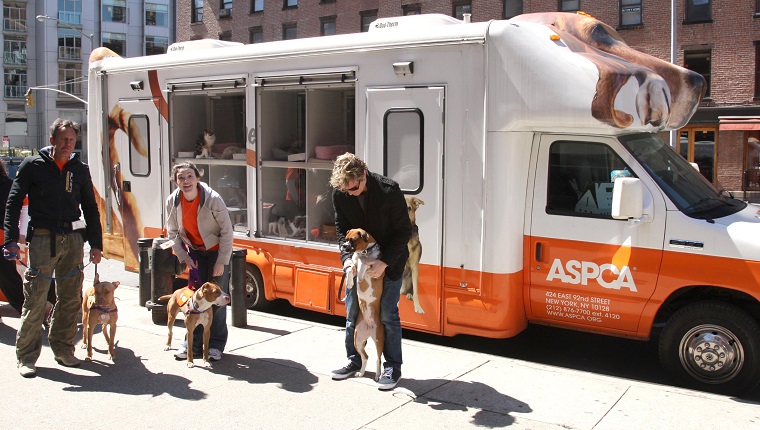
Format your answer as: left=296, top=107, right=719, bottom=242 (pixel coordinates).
left=146, top=237, right=183, bottom=325
left=137, top=237, right=153, bottom=307
left=230, top=248, right=248, bottom=327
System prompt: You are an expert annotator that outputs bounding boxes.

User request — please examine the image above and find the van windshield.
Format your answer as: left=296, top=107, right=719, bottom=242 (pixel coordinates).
left=619, top=133, right=745, bottom=219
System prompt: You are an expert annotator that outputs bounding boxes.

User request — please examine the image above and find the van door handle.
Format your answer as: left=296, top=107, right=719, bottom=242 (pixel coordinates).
left=535, top=242, right=543, bottom=262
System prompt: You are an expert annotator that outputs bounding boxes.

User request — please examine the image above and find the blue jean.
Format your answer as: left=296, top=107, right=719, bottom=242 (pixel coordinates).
left=344, top=274, right=403, bottom=370
left=183, top=249, right=229, bottom=353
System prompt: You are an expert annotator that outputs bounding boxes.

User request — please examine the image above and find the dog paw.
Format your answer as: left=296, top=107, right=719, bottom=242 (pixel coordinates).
left=414, top=305, right=425, bottom=315
left=187, top=362, right=195, bottom=368
left=356, top=371, right=364, bottom=378
left=164, top=346, right=171, bottom=351
left=405, top=293, right=413, bottom=300
left=85, top=356, right=93, bottom=362
left=81, top=344, right=87, bottom=349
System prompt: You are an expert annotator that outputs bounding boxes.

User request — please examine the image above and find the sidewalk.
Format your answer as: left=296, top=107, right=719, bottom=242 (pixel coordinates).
left=1, top=275, right=758, bottom=430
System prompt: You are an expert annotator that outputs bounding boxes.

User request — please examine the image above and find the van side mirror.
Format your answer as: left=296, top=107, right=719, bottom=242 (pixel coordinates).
left=611, top=177, right=643, bottom=220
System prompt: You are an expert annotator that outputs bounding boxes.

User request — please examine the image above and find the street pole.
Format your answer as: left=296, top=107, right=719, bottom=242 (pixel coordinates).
left=670, top=0, right=678, bottom=148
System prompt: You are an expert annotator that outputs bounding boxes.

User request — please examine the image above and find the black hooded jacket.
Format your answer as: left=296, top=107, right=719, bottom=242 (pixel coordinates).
left=333, top=171, right=412, bottom=281
left=3, top=146, right=103, bottom=249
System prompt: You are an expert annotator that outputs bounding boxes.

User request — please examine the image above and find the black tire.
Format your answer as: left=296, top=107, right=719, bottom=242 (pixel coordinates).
left=245, top=265, right=270, bottom=311
left=659, top=301, right=760, bottom=395
left=151, top=308, right=168, bottom=325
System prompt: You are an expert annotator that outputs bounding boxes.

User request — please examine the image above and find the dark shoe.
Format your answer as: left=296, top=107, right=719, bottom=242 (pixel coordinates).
left=18, top=362, right=37, bottom=378
left=55, top=354, right=81, bottom=368
left=331, top=362, right=361, bottom=380
left=377, top=367, right=401, bottom=390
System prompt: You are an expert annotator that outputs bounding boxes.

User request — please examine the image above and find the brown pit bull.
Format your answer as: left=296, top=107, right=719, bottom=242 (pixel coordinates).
left=81, top=274, right=120, bottom=361
left=159, top=282, right=230, bottom=368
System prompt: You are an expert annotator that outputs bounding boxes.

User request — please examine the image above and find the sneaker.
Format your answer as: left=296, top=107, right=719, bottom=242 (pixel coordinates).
left=174, top=347, right=188, bottom=360
left=377, top=367, right=401, bottom=391
left=18, top=362, right=36, bottom=378
left=55, top=354, right=81, bottom=368
left=209, top=348, right=222, bottom=362
left=331, top=361, right=361, bottom=380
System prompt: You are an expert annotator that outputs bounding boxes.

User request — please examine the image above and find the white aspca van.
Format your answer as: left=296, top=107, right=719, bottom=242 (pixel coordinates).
left=86, top=11, right=759, bottom=394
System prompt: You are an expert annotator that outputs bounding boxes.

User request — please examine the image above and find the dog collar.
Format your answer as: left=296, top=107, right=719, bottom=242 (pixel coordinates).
left=91, top=304, right=117, bottom=313
left=358, top=243, right=379, bottom=256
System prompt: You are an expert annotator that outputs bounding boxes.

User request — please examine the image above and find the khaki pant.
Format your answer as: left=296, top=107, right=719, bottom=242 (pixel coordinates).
left=16, top=230, right=84, bottom=365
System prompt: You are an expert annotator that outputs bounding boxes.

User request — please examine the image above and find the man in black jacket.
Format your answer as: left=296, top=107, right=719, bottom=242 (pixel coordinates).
left=3, top=118, right=102, bottom=378
left=329, top=153, right=412, bottom=390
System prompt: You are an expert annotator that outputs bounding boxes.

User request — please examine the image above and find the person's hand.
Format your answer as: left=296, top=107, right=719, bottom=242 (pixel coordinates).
left=343, top=259, right=356, bottom=276
left=212, top=263, right=224, bottom=277
left=90, top=248, right=103, bottom=264
left=3, top=242, right=20, bottom=260
left=183, top=256, right=197, bottom=270
left=366, top=260, right=387, bottom=279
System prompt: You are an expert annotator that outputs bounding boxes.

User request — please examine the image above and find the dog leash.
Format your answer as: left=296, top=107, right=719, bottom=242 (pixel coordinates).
left=2, top=244, right=92, bottom=281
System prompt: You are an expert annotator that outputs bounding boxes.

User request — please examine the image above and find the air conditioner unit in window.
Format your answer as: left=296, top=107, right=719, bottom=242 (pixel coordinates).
left=219, top=8, right=231, bottom=18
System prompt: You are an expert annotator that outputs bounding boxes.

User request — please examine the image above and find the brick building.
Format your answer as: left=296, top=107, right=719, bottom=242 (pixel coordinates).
left=176, top=0, right=760, bottom=198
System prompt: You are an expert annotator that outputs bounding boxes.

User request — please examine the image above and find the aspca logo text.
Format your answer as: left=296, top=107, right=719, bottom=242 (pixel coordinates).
left=546, top=259, right=637, bottom=292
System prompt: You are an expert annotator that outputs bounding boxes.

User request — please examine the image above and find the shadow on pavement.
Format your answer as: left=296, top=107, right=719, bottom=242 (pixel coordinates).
left=402, top=378, right=532, bottom=427
left=42, top=343, right=207, bottom=400
left=210, top=354, right=318, bottom=393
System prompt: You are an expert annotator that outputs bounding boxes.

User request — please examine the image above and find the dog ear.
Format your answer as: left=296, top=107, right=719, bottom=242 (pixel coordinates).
left=361, top=231, right=369, bottom=242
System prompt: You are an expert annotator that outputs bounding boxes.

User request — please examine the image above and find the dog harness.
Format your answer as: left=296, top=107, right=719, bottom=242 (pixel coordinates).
left=90, top=304, right=117, bottom=313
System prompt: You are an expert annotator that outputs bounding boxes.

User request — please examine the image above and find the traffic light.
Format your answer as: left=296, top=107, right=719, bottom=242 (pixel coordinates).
left=25, top=91, right=34, bottom=107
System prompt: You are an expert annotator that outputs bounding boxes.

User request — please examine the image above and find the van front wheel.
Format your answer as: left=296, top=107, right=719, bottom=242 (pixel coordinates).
left=659, top=301, right=760, bottom=395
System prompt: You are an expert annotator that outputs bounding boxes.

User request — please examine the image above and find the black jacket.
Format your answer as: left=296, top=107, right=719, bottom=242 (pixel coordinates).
left=333, top=171, right=412, bottom=280
left=3, top=146, right=103, bottom=249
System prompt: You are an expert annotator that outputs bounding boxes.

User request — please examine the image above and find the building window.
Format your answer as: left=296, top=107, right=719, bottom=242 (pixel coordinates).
left=59, top=64, right=82, bottom=96
left=320, top=0, right=336, bottom=3
left=102, top=0, right=128, bottom=23
left=403, top=4, right=421, bottom=15
left=321, top=16, right=336, bottom=36
left=219, top=30, right=232, bottom=41
left=620, top=0, right=642, bottom=26
left=146, top=3, right=169, bottom=27
left=146, top=36, right=168, bottom=55
left=283, top=23, right=297, bottom=40
left=559, top=0, right=579, bottom=12
left=685, top=0, right=711, bottom=23
left=221, top=0, right=232, bottom=10
left=3, top=4, right=27, bottom=32
left=252, top=0, right=264, bottom=13
left=59, top=0, right=83, bottom=26
left=284, top=0, right=297, bottom=9
left=361, top=10, right=377, bottom=32
left=3, top=68, right=26, bottom=98
left=504, top=0, right=522, bottom=19
left=57, top=30, right=82, bottom=60
left=192, top=0, right=204, bottom=23
left=684, top=50, right=711, bottom=98
left=453, top=2, right=472, bottom=20
left=103, top=32, right=126, bottom=56
left=250, top=26, right=263, bottom=43
left=3, top=39, right=27, bottom=65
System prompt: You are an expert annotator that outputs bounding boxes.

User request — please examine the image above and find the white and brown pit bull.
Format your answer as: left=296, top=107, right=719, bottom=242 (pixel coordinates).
left=342, top=228, right=385, bottom=381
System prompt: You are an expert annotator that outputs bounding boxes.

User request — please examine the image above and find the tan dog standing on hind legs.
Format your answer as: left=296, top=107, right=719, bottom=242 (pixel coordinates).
left=342, top=228, right=385, bottom=381
left=159, top=282, right=230, bottom=368
left=81, top=273, right=120, bottom=361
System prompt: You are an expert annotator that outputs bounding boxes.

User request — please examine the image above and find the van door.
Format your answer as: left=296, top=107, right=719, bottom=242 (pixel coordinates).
left=528, top=134, right=664, bottom=333
left=108, top=98, right=164, bottom=271
left=366, top=86, right=444, bottom=334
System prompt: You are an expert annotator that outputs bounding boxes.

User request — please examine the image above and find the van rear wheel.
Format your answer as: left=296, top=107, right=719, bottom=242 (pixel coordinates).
left=659, top=301, right=760, bottom=395
left=245, top=265, right=270, bottom=311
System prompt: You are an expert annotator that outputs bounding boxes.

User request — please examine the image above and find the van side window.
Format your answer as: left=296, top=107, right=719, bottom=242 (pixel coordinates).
left=128, top=115, right=150, bottom=177
left=384, top=108, right=423, bottom=194
left=546, top=141, right=634, bottom=218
